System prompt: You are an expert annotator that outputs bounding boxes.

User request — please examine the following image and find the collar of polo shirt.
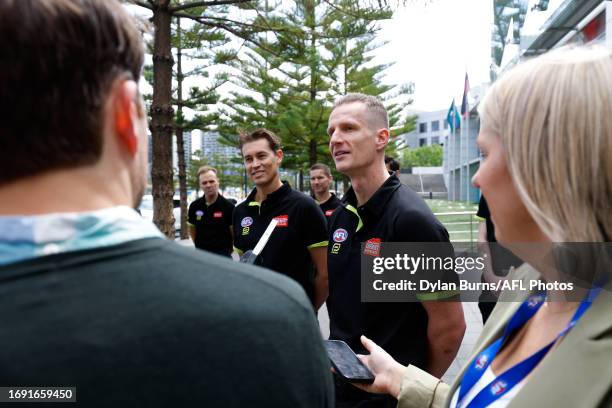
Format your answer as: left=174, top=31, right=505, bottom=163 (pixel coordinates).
left=342, top=175, right=402, bottom=218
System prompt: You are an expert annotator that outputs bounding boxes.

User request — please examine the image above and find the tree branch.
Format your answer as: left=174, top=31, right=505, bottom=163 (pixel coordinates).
left=170, top=0, right=252, bottom=13
left=126, top=0, right=154, bottom=9
left=176, top=13, right=283, bottom=59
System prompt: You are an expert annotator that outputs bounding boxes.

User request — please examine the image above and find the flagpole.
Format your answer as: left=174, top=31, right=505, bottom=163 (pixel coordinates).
left=460, top=101, right=464, bottom=202
left=465, top=104, right=470, bottom=204
left=449, top=107, right=453, bottom=201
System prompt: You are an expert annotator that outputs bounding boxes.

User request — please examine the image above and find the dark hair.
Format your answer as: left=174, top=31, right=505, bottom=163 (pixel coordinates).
left=310, top=163, right=332, bottom=177
left=385, top=156, right=400, bottom=172
left=239, top=128, right=282, bottom=152
left=0, top=0, right=144, bottom=184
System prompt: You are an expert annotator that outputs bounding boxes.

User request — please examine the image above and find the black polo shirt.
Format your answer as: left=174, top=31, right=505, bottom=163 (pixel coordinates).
left=326, top=175, right=452, bottom=368
left=317, top=193, right=342, bottom=218
left=188, top=194, right=234, bottom=256
left=233, top=182, right=328, bottom=303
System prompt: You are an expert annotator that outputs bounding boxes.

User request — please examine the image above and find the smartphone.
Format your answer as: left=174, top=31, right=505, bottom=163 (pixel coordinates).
left=323, top=340, right=375, bottom=384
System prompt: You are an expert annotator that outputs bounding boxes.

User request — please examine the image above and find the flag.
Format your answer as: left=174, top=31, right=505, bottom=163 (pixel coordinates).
left=461, top=73, right=470, bottom=118
left=447, top=99, right=460, bottom=130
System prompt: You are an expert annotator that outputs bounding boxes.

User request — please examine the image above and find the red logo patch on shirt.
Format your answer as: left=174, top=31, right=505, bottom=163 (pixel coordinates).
left=213, top=211, right=223, bottom=218
left=273, top=214, right=289, bottom=227
left=363, top=238, right=381, bottom=257
left=325, top=209, right=335, bottom=216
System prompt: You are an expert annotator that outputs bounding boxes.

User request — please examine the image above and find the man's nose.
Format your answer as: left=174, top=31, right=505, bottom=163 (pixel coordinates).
left=329, top=132, right=342, bottom=150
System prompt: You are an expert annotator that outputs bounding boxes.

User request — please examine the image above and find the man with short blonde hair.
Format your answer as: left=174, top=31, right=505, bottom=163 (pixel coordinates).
left=326, top=93, right=465, bottom=407
left=188, top=165, right=234, bottom=257
left=332, top=92, right=389, bottom=129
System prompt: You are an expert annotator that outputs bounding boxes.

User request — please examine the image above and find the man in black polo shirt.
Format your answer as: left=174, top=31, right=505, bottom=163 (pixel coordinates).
left=188, top=165, right=234, bottom=257
left=233, top=128, right=329, bottom=310
left=310, top=163, right=342, bottom=218
left=326, top=93, right=466, bottom=407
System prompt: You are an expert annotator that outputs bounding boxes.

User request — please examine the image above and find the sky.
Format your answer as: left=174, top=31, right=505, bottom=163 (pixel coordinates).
left=130, top=0, right=495, bottom=126
left=375, top=0, right=493, bottom=112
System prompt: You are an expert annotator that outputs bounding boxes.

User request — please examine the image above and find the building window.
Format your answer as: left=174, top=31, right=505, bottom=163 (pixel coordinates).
left=431, top=136, right=440, bottom=145
left=419, top=138, right=427, bottom=147
left=443, top=119, right=448, bottom=129
left=431, top=120, right=439, bottom=131
left=419, top=123, right=427, bottom=133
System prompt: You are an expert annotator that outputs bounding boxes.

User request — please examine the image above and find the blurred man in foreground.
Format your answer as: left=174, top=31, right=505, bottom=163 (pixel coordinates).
left=0, top=1, right=333, bottom=406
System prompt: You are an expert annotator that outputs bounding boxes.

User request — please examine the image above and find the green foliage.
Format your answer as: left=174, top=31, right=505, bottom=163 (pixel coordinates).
left=188, top=150, right=243, bottom=192
left=492, top=0, right=528, bottom=67
left=187, top=150, right=206, bottom=192
left=219, top=0, right=415, bottom=172
left=401, top=144, right=443, bottom=167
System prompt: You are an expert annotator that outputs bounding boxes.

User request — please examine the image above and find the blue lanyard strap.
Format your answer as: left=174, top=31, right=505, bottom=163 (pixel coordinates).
left=457, top=286, right=602, bottom=408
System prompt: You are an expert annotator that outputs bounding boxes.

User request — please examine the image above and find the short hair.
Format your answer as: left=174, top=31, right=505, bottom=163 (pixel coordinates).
left=239, top=128, right=282, bottom=152
left=197, top=166, right=218, bottom=178
left=332, top=93, right=389, bottom=129
left=0, top=0, right=144, bottom=185
left=479, top=46, right=612, bottom=242
left=310, top=163, right=332, bottom=177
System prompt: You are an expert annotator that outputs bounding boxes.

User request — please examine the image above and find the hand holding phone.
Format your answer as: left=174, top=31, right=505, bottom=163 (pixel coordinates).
left=324, top=340, right=375, bottom=384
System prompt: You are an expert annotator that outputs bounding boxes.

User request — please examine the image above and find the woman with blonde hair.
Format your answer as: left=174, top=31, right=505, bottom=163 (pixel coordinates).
left=351, top=46, right=612, bottom=407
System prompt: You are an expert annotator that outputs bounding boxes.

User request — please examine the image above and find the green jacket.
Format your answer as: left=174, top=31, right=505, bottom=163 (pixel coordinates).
left=397, top=264, right=612, bottom=408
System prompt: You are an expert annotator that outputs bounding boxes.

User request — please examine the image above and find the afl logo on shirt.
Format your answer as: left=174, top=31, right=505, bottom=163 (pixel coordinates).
left=333, top=228, right=348, bottom=243
left=490, top=380, right=507, bottom=396
left=241, top=217, right=253, bottom=227
left=475, top=354, right=488, bottom=370
left=196, top=210, right=204, bottom=221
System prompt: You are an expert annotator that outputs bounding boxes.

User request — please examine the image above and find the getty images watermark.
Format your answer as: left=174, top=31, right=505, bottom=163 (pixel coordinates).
left=359, top=242, right=610, bottom=302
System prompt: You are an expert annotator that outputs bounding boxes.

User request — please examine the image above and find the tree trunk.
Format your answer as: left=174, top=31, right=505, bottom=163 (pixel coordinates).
left=309, top=138, right=317, bottom=167
left=151, top=2, right=175, bottom=238
left=299, top=169, right=304, bottom=192
left=307, top=1, right=317, bottom=165
left=175, top=17, right=189, bottom=239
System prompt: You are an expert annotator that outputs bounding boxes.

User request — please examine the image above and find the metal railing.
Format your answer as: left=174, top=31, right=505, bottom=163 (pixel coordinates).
left=433, top=211, right=479, bottom=244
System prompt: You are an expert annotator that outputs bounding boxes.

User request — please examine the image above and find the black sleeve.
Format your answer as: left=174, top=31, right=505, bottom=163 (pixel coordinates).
left=298, top=198, right=328, bottom=248
left=231, top=205, right=245, bottom=252
left=225, top=201, right=235, bottom=228
left=187, top=201, right=196, bottom=225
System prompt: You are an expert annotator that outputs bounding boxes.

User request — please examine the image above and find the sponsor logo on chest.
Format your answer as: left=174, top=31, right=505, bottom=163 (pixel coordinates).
left=325, top=209, right=335, bottom=216
left=213, top=211, right=223, bottom=218
left=273, top=214, right=289, bottom=227
left=363, top=238, right=381, bottom=257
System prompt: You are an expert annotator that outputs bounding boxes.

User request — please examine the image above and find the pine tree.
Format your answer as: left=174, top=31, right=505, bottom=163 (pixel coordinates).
left=219, top=0, right=406, bottom=190
left=127, top=0, right=267, bottom=237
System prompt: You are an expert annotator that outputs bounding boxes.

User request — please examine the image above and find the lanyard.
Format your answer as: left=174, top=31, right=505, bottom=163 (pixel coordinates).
left=457, top=286, right=602, bottom=408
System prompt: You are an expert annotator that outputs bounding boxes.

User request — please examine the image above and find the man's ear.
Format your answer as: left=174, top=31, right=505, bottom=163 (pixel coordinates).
left=375, top=128, right=390, bottom=151
left=275, top=148, right=283, bottom=165
left=113, top=80, right=141, bottom=156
